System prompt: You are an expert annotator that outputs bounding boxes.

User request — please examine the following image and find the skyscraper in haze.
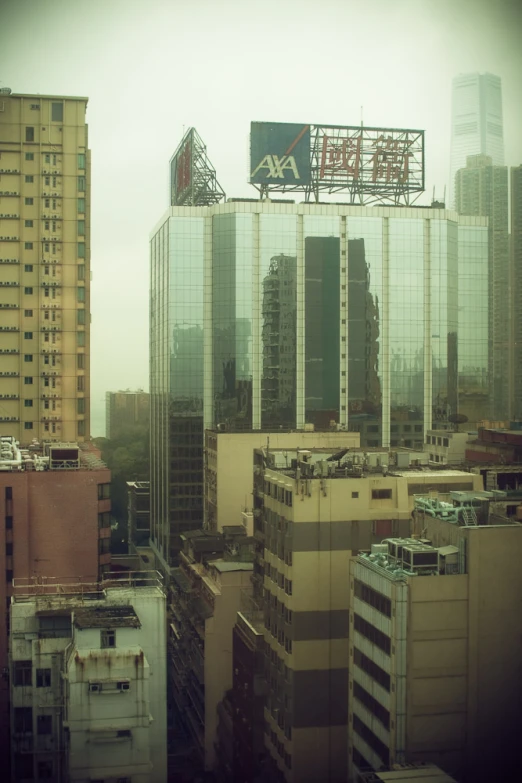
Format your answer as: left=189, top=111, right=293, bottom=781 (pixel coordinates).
left=0, top=91, right=91, bottom=441
left=455, top=154, right=509, bottom=419
left=449, top=73, right=504, bottom=206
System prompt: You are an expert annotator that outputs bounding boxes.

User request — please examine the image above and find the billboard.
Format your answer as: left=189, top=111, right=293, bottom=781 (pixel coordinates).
left=170, top=128, right=193, bottom=206
left=250, top=122, right=425, bottom=205
left=250, top=122, right=311, bottom=186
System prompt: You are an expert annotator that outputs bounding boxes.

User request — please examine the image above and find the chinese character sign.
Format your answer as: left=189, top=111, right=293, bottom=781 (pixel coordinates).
left=370, top=134, right=413, bottom=184
left=319, top=135, right=362, bottom=179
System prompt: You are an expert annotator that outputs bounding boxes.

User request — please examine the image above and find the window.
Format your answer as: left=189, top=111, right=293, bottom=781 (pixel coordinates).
left=77, top=398, right=85, bottom=414
left=36, top=668, right=51, bottom=688
left=98, top=512, right=111, bottom=529
left=24, top=331, right=33, bottom=339
left=24, top=400, right=33, bottom=408
left=24, top=197, right=33, bottom=205
left=78, top=153, right=86, bottom=169
left=77, top=376, right=85, bottom=392
left=24, top=377, right=33, bottom=385
left=38, top=761, right=53, bottom=780
left=24, top=243, right=33, bottom=250
left=5, top=487, right=13, bottom=500
left=117, top=680, right=130, bottom=691
left=354, top=647, right=390, bottom=691
left=76, top=218, right=86, bottom=236
left=354, top=613, right=391, bottom=655
left=24, top=423, right=33, bottom=430
left=353, top=715, right=389, bottom=767
left=77, top=286, right=85, bottom=302
left=25, top=152, right=34, bottom=161
left=372, top=488, right=392, bottom=500
left=101, top=629, right=116, bottom=648
left=25, top=175, right=34, bottom=183
left=78, top=176, right=86, bottom=192
left=25, top=127, right=34, bottom=142
left=13, top=661, right=32, bottom=687
left=77, top=264, right=85, bottom=281
left=351, top=491, right=359, bottom=498
left=24, top=264, right=33, bottom=272
left=24, top=355, right=33, bottom=362
left=77, top=242, right=86, bottom=258
left=24, top=309, right=33, bottom=316
left=6, top=569, right=13, bottom=581
left=77, top=353, right=85, bottom=370
left=24, top=220, right=33, bottom=228
left=51, top=102, right=63, bottom=122
left=78, top=197, right=85, bottom=213
left=77, top=309, right=86, bottom=325
left=443, top=438, right=449, bottom=447
left=5, top=516, right=13, bottom=529
left=98, top=483, right=110, bottom=500
left=6, top=542, right=13, bottom=556
left=77, top=331, right=85, bottom=347
left=37, top=714, right=52, bottom=735
left=77, top=419, right=86, bottom=437
left=14, top=707, right=33, bottom=734
left=354, top=579, right=391, bottom=617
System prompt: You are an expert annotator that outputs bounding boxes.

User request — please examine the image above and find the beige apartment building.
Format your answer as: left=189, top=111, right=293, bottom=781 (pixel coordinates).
left=348, top=495, right=522, bottom=783
left=425, top=429, right=469, bottom=465
left=257, top=447, right=482, bottom=782
left=204, top=429, right=360, bottom=532
left=0, top=91, right=90, bottom=441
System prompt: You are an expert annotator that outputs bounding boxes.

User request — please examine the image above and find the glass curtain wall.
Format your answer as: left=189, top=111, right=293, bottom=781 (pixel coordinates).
left=458, top=224, right=489, bottom=423
left=389, top=219, right=424, bottom=446
left=168, top=217, right=205, bottom=560
left=346, top=217, right=383, bottom=446
left=303, top=217, right=340, bottom=428
left=212, top=214, right=253, bottom=430
left=259, top=214, right=297, bottom=429
left=431, top=220, right=458, bottom=425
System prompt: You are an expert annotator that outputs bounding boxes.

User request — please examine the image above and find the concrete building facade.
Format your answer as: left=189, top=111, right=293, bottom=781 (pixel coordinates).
left=9, top=572, right=167, bottom=783
left=0, top=437, right=111, bottom=769
left=348, top=495, right=522, bottom=783
left=255, top=447, right=482, bottom=782
left=0, top=92, right=91, bottom=442
left=425, top=429, right=469, bottom=465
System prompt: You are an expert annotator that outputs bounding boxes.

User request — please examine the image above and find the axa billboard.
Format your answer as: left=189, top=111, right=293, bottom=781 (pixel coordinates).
left=250, top=122, right=311, bottom=185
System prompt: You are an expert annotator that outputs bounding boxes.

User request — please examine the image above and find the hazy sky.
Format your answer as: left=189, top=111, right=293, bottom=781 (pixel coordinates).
left=1, top=0, right=521, bottom=435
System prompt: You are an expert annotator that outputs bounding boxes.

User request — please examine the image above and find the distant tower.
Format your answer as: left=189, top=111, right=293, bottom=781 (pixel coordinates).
left=512, top=165, right=522, bottom=420
left=449, top=73, right=504, bottom=207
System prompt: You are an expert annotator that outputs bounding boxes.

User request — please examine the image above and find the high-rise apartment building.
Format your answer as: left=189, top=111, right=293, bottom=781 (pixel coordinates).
left=106, top=389, right=149, bottom=439
left=0, top=91, right=90, bottom=442
left=455, top=154, right=509, bottom=419
left=512, top=166, right=522, bottom=419
left=150, top=202, right=489, bottom=569
left=449, top=73, right=504, bottom=206
left=348, top=495, right=522, bottom=783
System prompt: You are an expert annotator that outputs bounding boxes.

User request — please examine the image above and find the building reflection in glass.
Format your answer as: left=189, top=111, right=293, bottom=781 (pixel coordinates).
left=261, top=254, right=297, bottom=429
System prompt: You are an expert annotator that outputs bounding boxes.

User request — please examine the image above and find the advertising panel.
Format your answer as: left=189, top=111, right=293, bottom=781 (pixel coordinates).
left=250, top=122, right=311, bottom=186
left=170, top=129, right=193, bottom=206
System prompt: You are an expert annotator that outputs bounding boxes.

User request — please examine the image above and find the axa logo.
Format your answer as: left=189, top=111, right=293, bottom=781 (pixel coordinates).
left=250, top=154, right=301, bottom=180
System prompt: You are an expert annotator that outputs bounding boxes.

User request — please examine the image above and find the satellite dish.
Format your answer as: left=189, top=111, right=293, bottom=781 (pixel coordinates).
left=448, top=413, right=468, bottom=432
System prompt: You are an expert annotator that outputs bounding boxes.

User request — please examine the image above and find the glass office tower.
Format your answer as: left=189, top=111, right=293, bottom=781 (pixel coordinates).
left=150, top=203, right=488, bottom=568
left=449, top=72, right=504, bottom=207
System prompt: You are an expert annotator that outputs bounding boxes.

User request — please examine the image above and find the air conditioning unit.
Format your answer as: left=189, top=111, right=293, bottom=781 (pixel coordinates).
left=401, top=545, right=439, bottom=572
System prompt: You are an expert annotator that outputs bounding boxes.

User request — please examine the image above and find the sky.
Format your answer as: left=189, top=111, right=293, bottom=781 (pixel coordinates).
left=1, top=0, right=521, bottom=436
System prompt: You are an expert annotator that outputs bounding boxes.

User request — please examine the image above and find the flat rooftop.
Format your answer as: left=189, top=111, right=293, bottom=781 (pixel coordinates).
left=74, top=605, right=141, bottom=629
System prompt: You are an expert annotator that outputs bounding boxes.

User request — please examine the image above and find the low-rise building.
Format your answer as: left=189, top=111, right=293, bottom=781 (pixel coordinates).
left=204, top=429, right=360, bottom=533
left=348, top=494, right=522, bottom=783
left=9, top=571, right=167, bottom=783
left=0, top=436, right=111, bottom=770
left=425, top=430, right=469, bottom=465
left=256, top=447, right=482, bottom=782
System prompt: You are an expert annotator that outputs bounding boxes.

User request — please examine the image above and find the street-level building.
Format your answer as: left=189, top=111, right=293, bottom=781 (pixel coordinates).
left=348, top=494, right=522, bottom=783
left=0, top=91, right=91, bottom=442
left=9, top=572, right=167, bottom=783
left=255, top=447, right=482, bottom=782
left=425, top=429, right=469, bottom=465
